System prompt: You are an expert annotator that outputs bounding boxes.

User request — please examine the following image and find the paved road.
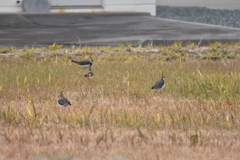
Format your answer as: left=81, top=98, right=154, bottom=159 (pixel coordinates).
left=0, top=12, right=240, bottom=48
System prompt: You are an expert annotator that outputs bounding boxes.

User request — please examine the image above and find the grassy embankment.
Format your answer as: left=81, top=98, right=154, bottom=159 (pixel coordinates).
left=0, top=42, right=240, bottom=160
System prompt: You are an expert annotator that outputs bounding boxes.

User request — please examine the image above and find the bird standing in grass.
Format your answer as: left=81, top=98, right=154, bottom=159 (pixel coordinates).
left=71, top=57, right=94, bottom=68
left=58, top=91, right=71, bottom=107
left=151, top=71, right=165, bottom=89
left=84, top=66, right=94, bottom=78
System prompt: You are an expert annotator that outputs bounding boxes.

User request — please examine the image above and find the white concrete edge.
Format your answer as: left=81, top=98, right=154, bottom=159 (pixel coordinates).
left=50, top=8, right=104, bottom=13
left=148, top=16, right=240, bottom=31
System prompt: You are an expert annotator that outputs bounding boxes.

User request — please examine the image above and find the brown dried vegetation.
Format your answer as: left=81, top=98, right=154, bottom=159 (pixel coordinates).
left=0, top=43, right=240, bottom=160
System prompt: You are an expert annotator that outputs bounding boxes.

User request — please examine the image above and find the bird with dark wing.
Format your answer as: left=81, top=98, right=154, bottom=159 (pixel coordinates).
left=57, top=91, right=71, bottom=107
left=71, top=57, right=93, bottom=68
left=151, top=71, right=165, bottom=89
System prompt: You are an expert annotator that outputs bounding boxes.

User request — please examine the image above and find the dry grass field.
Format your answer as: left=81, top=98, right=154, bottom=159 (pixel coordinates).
left=0, top=42, right=240, bottom=160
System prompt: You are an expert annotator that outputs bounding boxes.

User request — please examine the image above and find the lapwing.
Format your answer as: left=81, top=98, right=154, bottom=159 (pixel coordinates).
left=84, top=66, right=94, bottom=78
left=71, top=57, right=94, bottom=68
left=57, top=91, right=71, bottom=107
left=151, top=71, right=165, bottom=89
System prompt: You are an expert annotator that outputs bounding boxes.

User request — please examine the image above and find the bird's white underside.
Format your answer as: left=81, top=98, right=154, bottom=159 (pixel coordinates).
left=80, top=64, right=90, bottom=67
left=161, top=84, right=165, bottom=89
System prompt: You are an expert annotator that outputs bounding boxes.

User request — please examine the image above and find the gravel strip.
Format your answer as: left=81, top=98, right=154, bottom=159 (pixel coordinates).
left=156, top=6, right=240, bottom=28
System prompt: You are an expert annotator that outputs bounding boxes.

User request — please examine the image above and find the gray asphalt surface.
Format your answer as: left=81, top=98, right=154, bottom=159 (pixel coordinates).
left=0, top=12, right=240, bottom=48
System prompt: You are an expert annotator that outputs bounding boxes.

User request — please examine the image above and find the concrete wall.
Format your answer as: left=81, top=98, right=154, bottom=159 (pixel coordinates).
left=50, top=0, right=102, bottom=6
left=156, top=0, right=240, bottom=10
left=0, top=0, right=23, bottom=12
left=0, top=0, right=156, bottom=16
left=103, top=0, right=156, bottom=16
left=1, top=0, right=239, bottom=14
